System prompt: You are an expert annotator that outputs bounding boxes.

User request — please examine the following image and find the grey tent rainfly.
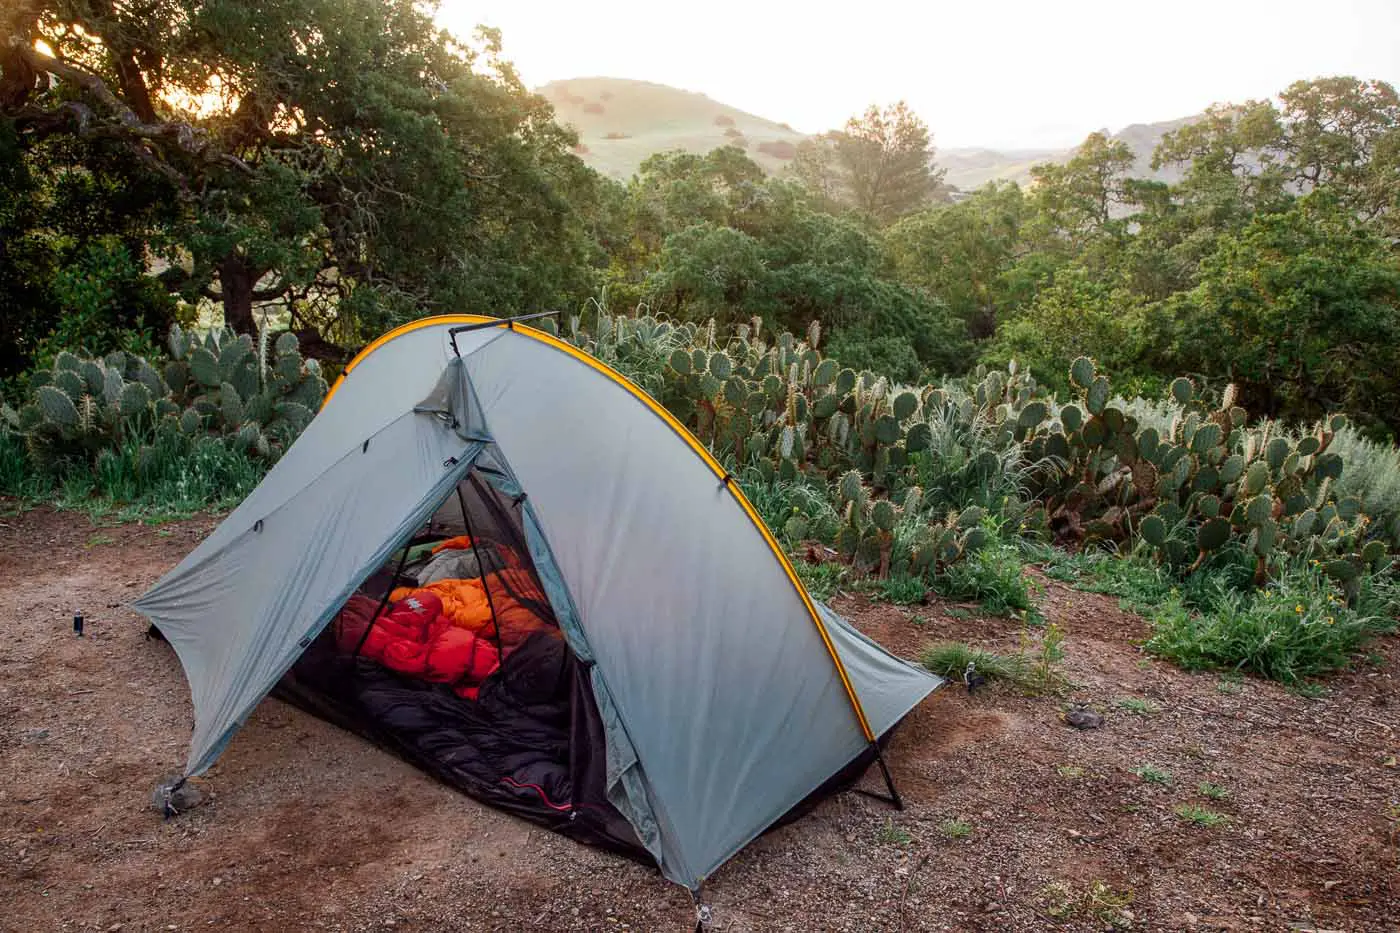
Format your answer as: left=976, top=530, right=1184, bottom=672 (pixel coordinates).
left=135, top=313, right=943, bottom=895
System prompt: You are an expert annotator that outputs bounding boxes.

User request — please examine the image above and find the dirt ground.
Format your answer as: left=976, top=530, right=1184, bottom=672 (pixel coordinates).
left=1, top=506, right=1397, bottom=933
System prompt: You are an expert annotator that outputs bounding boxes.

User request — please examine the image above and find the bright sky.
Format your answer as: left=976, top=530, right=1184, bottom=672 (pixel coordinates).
left=437, top=0, right=1400, bottom=151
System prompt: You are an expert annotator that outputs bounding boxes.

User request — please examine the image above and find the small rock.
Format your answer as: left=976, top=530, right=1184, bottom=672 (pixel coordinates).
left=1063, top=706, right=1104, bottom=730
left=22, top=728, right=49, bottom=744
left=107, top=925, right=123, bottom=932
left=212, top=877, right=222, bottom=886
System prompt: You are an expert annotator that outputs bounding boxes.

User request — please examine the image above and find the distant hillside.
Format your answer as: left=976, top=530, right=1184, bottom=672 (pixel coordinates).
left=539, top=77, right=806, bottom=179
left=541, top=77, right=1202, bottom=191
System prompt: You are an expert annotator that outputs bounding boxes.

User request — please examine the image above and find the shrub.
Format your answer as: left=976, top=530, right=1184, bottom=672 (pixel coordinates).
left=1330, top=423, right=1400, bottom=547
left=931, top=529, right=1040, bottom=619
left=757, top=140, right=796, bottom=160
left=1144, top=562, right=1389, bottom=682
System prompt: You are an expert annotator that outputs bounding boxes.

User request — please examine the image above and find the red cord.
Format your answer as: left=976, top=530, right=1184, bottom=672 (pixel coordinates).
left=499, top=776, right=573, bottom=811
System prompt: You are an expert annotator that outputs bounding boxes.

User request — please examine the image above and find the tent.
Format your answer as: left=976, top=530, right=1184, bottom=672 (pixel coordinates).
left=135, top=314, right=942, bottom=892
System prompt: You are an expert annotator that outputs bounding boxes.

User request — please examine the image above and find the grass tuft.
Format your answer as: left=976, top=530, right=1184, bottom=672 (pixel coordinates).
left=875, top=818, right=912, bottom=845
left=1197, top=781, right=1230, bottom=800
left=937, top=818, right=972, bottom=840
left=920, top=631, right=1067, bottom=695
left=1174, top=804, right=1229, bottom=827
left=1115, top=697, right=1161, bottom=717
left=1132, top=764, right=1172, bottom=786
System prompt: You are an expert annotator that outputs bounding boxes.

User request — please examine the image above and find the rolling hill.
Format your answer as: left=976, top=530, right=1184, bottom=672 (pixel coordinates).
left=539, top=76, right=1201, bottom=191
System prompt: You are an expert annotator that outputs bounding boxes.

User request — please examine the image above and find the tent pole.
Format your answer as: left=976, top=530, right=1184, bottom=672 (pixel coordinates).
left=869, top=742, right=905, bottom=811
left=351, top=543, right=413, bottom=658
left=456, top=482, right=507, bottom=660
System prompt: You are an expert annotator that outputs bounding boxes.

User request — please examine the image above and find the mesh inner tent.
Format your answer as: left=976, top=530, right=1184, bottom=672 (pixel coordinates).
left=272, top=468, right=648, bottom=860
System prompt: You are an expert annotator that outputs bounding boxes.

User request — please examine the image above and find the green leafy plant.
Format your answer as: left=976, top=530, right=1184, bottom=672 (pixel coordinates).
left=1197, top=782, right=1230, bottom=801
left=1132, top=764, right=1172, bottom=786
left=1174, top=804, right=1229, bottom=827
left=1115, top=697, right=1161, bottom=717
left=875, top=818, right=912, bottom=845
left=937, top=818, right=972, bottom=840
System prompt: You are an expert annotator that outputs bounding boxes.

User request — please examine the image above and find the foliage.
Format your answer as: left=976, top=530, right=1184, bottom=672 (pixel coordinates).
left=610, top=148, right=964, bottom=378
left=931, top=532, right=1041, bottom=620
left=919, top=629, right=1066, bottom=695
left=1142, top=561, right=1392, bottom=682
left=1, top=0, right=600, bottom=377
left=12, top=325, right=324, bottom=472
left=1174, top=804, right=1229, bottom=827
left=1329, top=424, right=1400, bottom=545
left=788, top=101, right=947, bottom=224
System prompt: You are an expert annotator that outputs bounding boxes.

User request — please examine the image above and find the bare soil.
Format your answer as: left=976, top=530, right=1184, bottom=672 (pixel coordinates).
left=1, top=506, right=1396, bottom=932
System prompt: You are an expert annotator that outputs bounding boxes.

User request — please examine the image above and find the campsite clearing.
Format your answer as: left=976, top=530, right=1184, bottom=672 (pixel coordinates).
left=1, top=507, right=1397, bottom=931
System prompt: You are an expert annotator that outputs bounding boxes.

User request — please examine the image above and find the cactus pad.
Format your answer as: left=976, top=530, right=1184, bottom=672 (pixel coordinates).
left=1169, top=377, right=1194, bottom=405
left=1196, top=517, right=1231, bottom=552
left=1086, top=377, right=1110, bottom=416
left=1069, top=356, right=1096, bottom=390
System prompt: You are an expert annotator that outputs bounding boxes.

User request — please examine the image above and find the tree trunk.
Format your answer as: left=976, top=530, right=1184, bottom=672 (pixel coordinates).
left=219, top=253, right=256, bottom=334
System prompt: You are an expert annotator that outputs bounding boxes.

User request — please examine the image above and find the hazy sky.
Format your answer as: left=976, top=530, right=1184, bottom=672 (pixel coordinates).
left=436, top=0, right=1400, bottom=150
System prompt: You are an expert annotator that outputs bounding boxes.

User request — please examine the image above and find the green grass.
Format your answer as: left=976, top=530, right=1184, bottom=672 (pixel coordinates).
left=793, top=560, right=847, bottom=602
left=1056, top=764, right=1086, bottom=779
left=1197, top=781, right=1230, bottom=800
left=920, top=629, right=1067, bottom=695
left=1174, top=804, right=1229, bottom=827
left=1132, top=764, right=1172, bottom=786
left=0, top=430, right=53, bottom=500
left=937, top=818, right=972, bottom=839
left=875, top=818, right=912, bottom=845
left=1, top=424, right=266, bottom=522
left=1115, top=697, right=1161, bottom=717
left=1144, top=563, right=1390, bottom=683
left=932, top=532, right=1043, bottom=621
left=1037, top=544, right=1397, bottom=685
left=876, top=573, right=929, bottom=605
left=921, top=642, right=1030, bottom=685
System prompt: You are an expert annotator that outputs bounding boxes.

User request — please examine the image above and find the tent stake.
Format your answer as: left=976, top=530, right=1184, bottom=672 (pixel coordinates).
left=457, top=483, right=507, bottom=661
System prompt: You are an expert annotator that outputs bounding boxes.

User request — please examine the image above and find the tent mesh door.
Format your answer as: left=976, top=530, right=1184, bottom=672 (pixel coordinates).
left=272, top=468, right=649, bottom=860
